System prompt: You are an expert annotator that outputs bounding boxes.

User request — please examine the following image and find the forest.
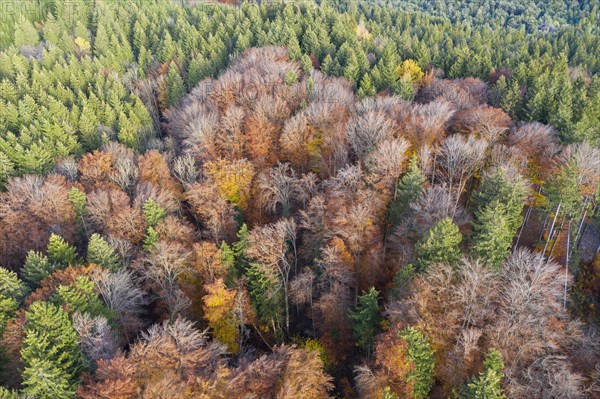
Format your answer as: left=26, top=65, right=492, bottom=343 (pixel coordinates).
left=0, top=0, right=599, bottom=398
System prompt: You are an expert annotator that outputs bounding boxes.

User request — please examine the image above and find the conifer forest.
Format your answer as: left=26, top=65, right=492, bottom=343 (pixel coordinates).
left=0, top=0, right=600, bottom=398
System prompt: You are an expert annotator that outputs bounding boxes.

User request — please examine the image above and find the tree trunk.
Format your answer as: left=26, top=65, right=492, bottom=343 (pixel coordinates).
left=542, top=203, right=561, bottom=257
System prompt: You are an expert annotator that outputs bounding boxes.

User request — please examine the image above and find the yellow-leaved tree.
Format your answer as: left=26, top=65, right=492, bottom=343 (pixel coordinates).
left=396, top=59, right=424, bottom=84
left=202, top=278, right=240, bottom=353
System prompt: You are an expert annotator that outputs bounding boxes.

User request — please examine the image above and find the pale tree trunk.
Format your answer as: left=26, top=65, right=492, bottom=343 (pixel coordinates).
left=543, top=202, right=561, bottom=257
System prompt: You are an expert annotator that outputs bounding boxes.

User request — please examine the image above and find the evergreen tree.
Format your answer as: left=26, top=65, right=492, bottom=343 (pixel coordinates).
left=165, top=62, right=185, bottom=108
left=389, top=156, right=426, bottom=226
left=22, top=251, right=54, bottom=288
left=21, top=358, right=74, bottom=399
left=472, top=201, right=514, bottom=269
left=14, top=20, right=39, bottom=47
left=68, top=187, right=87, bottom=233
left=320, top=54, right=334, bottom=75
left=0, top=267, right=27, bottom=333
left=0, top=152, right=14, bottom=190
left=473, top=169, right=527, bottom=232
left=246, top=262, right=283, bottom=336
left=143, top=198, right=166, bottom=227
left=300, top=54, right=313, bottom=75
left=414, top=217, right=462, bottom=271
left=357, top=72, right=376, bottom=98
left=285, top=70, right=298, bottom=86
left=87, top=234, right=121, bottom=271
left=398, top=327, right=435, bottom=399
left=21, top=302, right=85, bottom=397
left=47, top=234, right=79, bottom=267
left=348, top=287, right=379, bottom=353
left=287, top=33, right=302, bottom=61
left=456, top=348, right=505, bottom=399
left=52, top=276, right=113, bottom=319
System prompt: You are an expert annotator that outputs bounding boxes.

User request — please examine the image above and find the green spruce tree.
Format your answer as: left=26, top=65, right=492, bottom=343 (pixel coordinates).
left=87, top=234, right=121, bottom=271
left=414, top=217, right=462, bottom=271
left=348, top=287, right=379, bottom=354
left=456, top=348, right=505, bottom=399
left=398, top=327, right=435, bottom=399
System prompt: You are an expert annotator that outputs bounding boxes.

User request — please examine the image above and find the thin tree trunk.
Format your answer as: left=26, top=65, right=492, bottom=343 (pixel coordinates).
left=547, top=216, right=566, bottom=260
left=515, top=203, right=533, bottom=248
left=538, top=209, right=551, bottom=242
left=543, top=203, right=561, bottom=257
left=577, top=202, right=597, bottom=250
left=563, top=220, right=572, bottom=310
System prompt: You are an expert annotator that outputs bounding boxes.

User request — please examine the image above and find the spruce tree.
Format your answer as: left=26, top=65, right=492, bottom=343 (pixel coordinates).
left=348, top=287, right=379, bottom=353
left=472, top=169, right=527, bottom=233
left=87, top=234, right=121, bottom=271
left=0, top=267, right=27, bottom=333
left=389, top=155, right=426, bottom=226
left=21, top=358, right=74, bottom=399
left=22, top=251, right=54, bottom=288
left=285, top=70, right=298, bottom=86
left=414, top=217, right=462, bottom=271
left=143, top=198, right=166, bottom=227
left=287, top=33, right=302, bottom=61
left=398, top=327, right=435, bottom=399
left=52, top=276, right=113, bottom=319
left=472, top=201, right=514, bottom=268
left=13, top=20, right=39, bottom=47
left=456, top=348, right=505, bottom=399
left=21, top=302, right=85, bottom=397
left=47, top=234, right=79, bottom=267
left=166, top=62, right=185, bottom=108
left=357, top=72, right=376, bottom=98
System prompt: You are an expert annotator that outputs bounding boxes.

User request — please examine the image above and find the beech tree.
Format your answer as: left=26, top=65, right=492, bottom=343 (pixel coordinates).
left=202, top=278, right=240, bottom=353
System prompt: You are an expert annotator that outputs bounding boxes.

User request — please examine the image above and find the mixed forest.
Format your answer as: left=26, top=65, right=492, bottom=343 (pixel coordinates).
left=0, top=0, right=599, bottom=398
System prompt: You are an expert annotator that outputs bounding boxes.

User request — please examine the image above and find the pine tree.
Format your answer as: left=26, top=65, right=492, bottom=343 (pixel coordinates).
left=47, top=234, right=79, bottom=267
left=472, top=201, right=514, bottom=269
left=22, top=251, right=54, bottom=288
left=456, top=348, right=505, bottom=399
left=21, top=302, right=85, bottom=397
left=348, top=287, right=379, bottom=353
left=398, top=327, right=435, bottom=399
left=87, top=234, right=121, bottom=271
left=414, top=217, right=462, bottom=271
left=285, top=70, right=298, bottom=86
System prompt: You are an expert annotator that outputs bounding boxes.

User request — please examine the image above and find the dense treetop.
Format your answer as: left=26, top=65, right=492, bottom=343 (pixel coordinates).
left=0, top=0, right=599, bottom=398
